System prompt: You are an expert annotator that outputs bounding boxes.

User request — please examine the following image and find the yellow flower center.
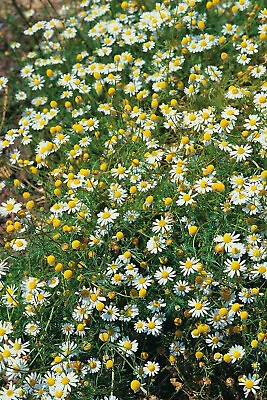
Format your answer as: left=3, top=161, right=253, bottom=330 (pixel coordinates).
left=0, top=328, right=6, bottom=336
left=258, top=266, right=266, bottom=274
left=245, top=379, right=254, bottom=389
left=231, top=261, right=240, bottom=270
left=161, top=271, right=169, bottom=278
left=28, top=281, right=37, bottom=290
left=223, top=233, right=231, bottom=243
left=117, top=166, right=125, bottom=174
left=158, top=220, right=166, bottom=227
left=89, top=361, right=96, bottom=369
left=13, top=342, right=21, bottom=351
left=3, top=349, right=11, bottom=358
left=232, top=350, right=241, bottom=358
left=195, top=302, right=203, bottom=310
left=185, top=261, right=193, bottom=269
left=103, top=211, right=111, bottom=219
left=183, top=193, right=191, bottom=202
left=6, top=204, right=14, bottom=211
left=61, top=377, right=70, bottom=385
left=123, top=341, right=132, bottom=350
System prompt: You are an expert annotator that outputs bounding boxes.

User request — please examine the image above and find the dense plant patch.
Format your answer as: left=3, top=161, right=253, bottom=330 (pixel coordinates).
left=0, top=0, right=267, bottom=399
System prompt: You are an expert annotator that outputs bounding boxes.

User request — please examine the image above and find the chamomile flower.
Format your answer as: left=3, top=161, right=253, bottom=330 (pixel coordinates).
left=176, top=190, right=197, bottom=206
left=0, top=198, right=22, bottom=216
left=146, top=235, right=166, bottom=254
left=10, top=238, right=28, bottom=252
left=224, top=258, right=246, bottom=278
left=179, top=257, right=200, bottom=276
left=143, top=361, right=160, bottom=376
left=55, top=371, right=79, bottom=392
left=147, top=299, right=166, bottom=312
left=194, top=177, right=212, bottom=194
left=243, top=115, right=260, bottom=131
left=154, top=266, right=176, bottom=285
left=250, top=65, right=266, bottom=78
left=229, top=144, right=253, bottom=162
left=117, top=336, right=138, bottom=357
left=8, top=338, right=30, bottom=356
left=101, top=305, right=120, bottom=322
left=228, top=344, right=245, bottom=363
left=214, top=232, right=240, bottom=252
left=169, top=341, right=185, bottom=356
left=146, top=316, right=163, bottom=336
left=152, top=216, right=173, bottom=234
left=134, top=320, right=147, bottom=333
left=250, top=262, right=267, bottom=279
left=173, top=280, right=191, bottom=296
left=6, top=357, right=29, bottom=380
left=205, top=332, right=224, bottom=350
left=188, top=298, right=210, bottom=318
left=0, top=76, right=8, bottom=90
left=87, top=358, right=101, bottom=373
left=97, top=207, right=119, bottom=226
left=239, top=374, right=261, bottom=398
left=25, top=322, right=40, bottom=336
left=0, top=382, right=21, bottom=400
left=133, top=274, right=153, bottom=290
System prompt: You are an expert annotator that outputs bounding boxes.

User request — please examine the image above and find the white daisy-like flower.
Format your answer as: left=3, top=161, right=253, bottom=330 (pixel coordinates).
left=205, top=332, right=224, bottom=350
left=169, top=341, right=185, bottom=356
left=227, top=243, right=246, bottom=259
left=250, top=262, right=267, bottom=279
left=97, top=207, right=119, bottom=226
left=25, top=322, right=40, bottom=336
left=214, top=232, right=240, bottom=252
left=0, top=320, right=13, bottom=341
left=10, top=238, right=28, bottom=252
left=228, top=344, right=245, bottom=363
left=55, top=371, right=79, bottom=392
left=179, top=257, right=200, bottom=276
left=0, top=76, right=8, bottom=90
left=188, top=298, right=210, bottom=318
left=243, top=114, right=260, bottom=130
left=134, top=320, right=147, bottom=333
left=101, top=305, right=120, bottom=322
left=229, top=144, right=253, bottom=162
left=0, top=382, right=21, bottom=400
left=143, top=361, right=160, bottom=376
left=87, top=358, right=101, bottom=373
left=239, top=374, right=261, bottom=398
left=145, top=316, right=163, bottom=336
left=111, top=164, right=129, bottom=180
left=224, top=258, right=246, bottom=278
left=176, top=190, right=197, bottom=206
left=117, top=336, right=138, bottom=357
left=152, top=216, right=173, bottom=234
left=132, top=274, right=153, bottom=290
left=0, top=198, right=22, bottom=216
left=173, top=280, right=191, bottom=296
left=154, top=266, right=176, bottom=285
left=146, top=235, right=166, bottom=254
